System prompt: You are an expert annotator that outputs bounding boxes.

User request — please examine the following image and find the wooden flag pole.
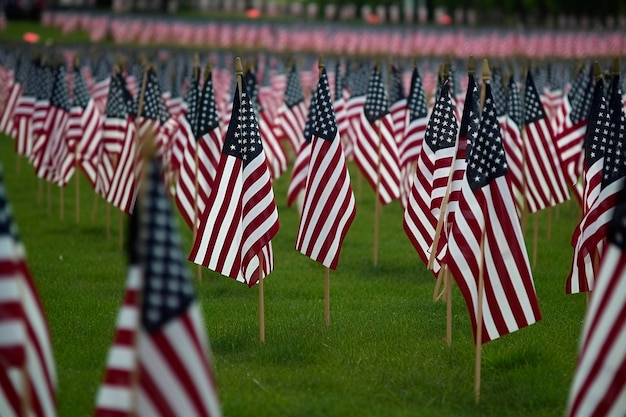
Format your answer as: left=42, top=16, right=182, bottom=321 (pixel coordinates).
left=474, top=228, right=486, bottom=404
left=47, top=181, right=52, bottom=214
left=475, top=58, right=493, bottom=404
left=325, top=267, right=331, bottom=328
left=373, top=117, right=383, bottom=267
left=259, top=251, right=265, bottom=343
left=91, top=192, right=99, bottom=225
left=532, top=211, right=539, bottom=269
left=74, top=56, right=81, bottom=225
left=60, top=186, right=64, bottom=221
left=193, top=56, right=202, bottom=282
left=445, top=266, right=452, bottom=345
left=75, top=162, right=80, bottom=224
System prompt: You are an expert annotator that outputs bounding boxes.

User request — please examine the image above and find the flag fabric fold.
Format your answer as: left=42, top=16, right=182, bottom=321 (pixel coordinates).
left=295, top=66, right=356, bottom=270
left=93, top=157, right=221, bottom=417
left=447, top=82, right=542, bottom=344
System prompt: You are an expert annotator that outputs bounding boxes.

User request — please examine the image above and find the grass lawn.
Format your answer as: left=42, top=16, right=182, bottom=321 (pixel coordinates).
left=0, top=133, right=587, bottom=417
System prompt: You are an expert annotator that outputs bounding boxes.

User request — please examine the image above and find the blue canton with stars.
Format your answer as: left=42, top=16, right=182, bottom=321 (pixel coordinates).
left=72, top=68, right=91, bottom=110
left=406, top=67, right=428, bottom=122
left=582, top=79, right=609, bottom=169
left=523, top=71, right=547, bottom=125
left=364, top=66, right=390, bottom=123
left=312, top=68, right=338, bottom=143
left=467, top=84, right=508, bottom=191
left=104, top=72, right=128, bottom=119
left=302, top=87, right=318, bottom=144
left=138, top=159, right=195, bottom=333
left=284, top=65, right=305, bottom=109
left=424, top=80, right=456, bottom=152
left=222, top=81, right=264, bottom=168
left=388, top=65, right=405, bottom=105
left=602, top=73, right=626, bottom=189
left=506, top=75, right=523, bottom=128
left=459, top=73, right=480, bottom=149
left=50, top=65, right=70, bottom=112
left=197, top=70, right=220, bottom=137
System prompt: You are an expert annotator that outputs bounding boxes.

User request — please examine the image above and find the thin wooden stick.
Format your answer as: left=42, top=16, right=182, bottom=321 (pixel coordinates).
left=59, top=186, right=64, bottom=221
left=37, top=178, right=43, bottom=203
left=475, top=229, right=486, bottom=404
left=432, top=273, right=443, bottom=301
left=373, top=119, right=383, bottom=267
left=91, top=193, right=98, bottom=225
left=259, top=251, right=265, bottom=343
left=47, top=181, right=51, bottom=214
left=547, top=205, right=552, bottom=241
left=119, top=210, right=124, bottom=251
left=75, top=161, right=80, bottom=224
left=325, top=267, right=331, bottom=328
left=532, top=212, right=539, bottom=269
left=445, top=268, right=452, bottom=345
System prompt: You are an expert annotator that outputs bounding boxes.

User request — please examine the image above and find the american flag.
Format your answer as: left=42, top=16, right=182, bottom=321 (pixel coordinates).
left=295, top=66, right=356, bottom=269
left=93, top=158, right=221, bottom=417
left=500, top=74, right=525, bottom=208
left=388, top=64, right=407, bottom=144
left=276, top=64, right=307, bottom=154
left=175, top=67, right=222, bottom=231
left=287, top=87, right=317, bottom=207
left=41, top=64, right=73, bottom=186
left=333, top=62, right=352, bottom=160
left=103, top=71, right=137, bottom=213
left=403, top=78, right=455, bottom=276
left=345, top=63, right=370, bottom=158
left=399, top=66, right=428, bottom=209
left=446, top=83, right=542, bottom=343
left=247, top=69, right=287, bottom=181
left=568, top=72, right=625, bottom=295
left=13, top=59, right=37, bottom=157
left=66, top=65, right=103, bottom=190
left=0, top=59, right=22, bottom=135
left=189, top=79, right=279, bottom=287
left=429, top=74, right=462, bottom=218
left=566, top=176, right=626, bottom=417
left=0, top=162, right=57, bottom=417
left=354, top=65, right=400, bottom=205
left=29, top=64, right=54, bottom=167
left=522, top=70, right=570, bottom=212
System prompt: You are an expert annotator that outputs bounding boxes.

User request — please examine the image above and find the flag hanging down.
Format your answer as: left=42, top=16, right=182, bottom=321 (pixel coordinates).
left=12, top=59, right=37, bottom=157
left=286, top=86, right=317, bottom=208
left=566, top=176, right=626, bottom=417
left=296, top=66, right=356, bottom=270
left=567, top=68, right=626, bottom=295
left=66, top=65, right=103, bottom=190
left=402, top=78, right=455, bottom=277
left=567, top=75, right=610, bottom=295
left=276, top=64, right=308, bottom=154
left=447, top=82, right=542, bottom=344
left=189, top=79, right=280, bottom=287
left=353, top=65, right=401, bottom=205
left=500, top=73, right=525, bottom=207
left=399, top=66, right=429, bottom=209
left=94, top=157, right=221, bottom=417
left=522, top=71, right=570, bottom=212
left=0, top=163, right=57, bottom=417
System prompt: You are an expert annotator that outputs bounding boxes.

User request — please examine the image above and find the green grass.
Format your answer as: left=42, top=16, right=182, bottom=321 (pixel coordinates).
left=0, top=134, right=586, bottom=416
left=0, top=20, right=91, bottom=43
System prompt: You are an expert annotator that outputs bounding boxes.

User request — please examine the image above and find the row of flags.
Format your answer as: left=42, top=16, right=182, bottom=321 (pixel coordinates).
left=39, top=10, right=626, bottom=58
left=1, top=40, right=626, bottom=415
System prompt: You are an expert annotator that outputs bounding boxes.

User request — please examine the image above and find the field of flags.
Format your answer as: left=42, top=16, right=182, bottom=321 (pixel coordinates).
left=1, top=12, right=626, bottom=416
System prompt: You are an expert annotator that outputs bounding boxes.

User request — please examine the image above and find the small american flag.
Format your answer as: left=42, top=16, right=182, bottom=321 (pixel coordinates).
left=287, top=87, right=317, bottom=207
left=93, top=158, right=221, bottom=417
left=277, top=65, right=307, bottom=154
left=566, top=174, right=626, bottom=417
left=0, top=162, right=57, bottom=417
left=399, top=66, right=428, bottom=209
left=296, top=67, right=356, bottom=269
left=189, top=79, right=279, bottom=287
left=447, top=83, right=542, bottom=343
left=522, top=71, right=570, bottom=212
left=354, top=65, right=400, bottom=205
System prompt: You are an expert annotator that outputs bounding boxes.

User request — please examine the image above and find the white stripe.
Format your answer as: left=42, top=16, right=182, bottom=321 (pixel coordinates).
left=96, top=386, right=133, bottom=412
